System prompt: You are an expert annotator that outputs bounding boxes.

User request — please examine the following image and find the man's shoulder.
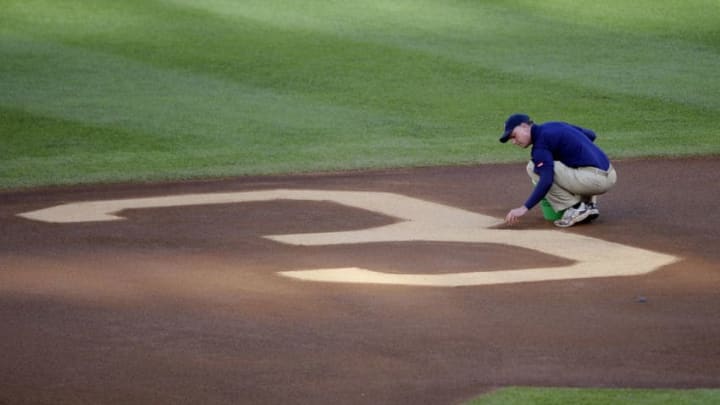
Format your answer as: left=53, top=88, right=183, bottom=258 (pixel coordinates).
left=537, top=121, right=590, bottom=140
left=537, top=121, right=572, bottom=131
left=533, top=122, right=568, bottom=142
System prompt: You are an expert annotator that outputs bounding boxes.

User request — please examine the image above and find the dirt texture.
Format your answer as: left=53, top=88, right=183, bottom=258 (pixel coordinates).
left=1, top=157, right=719, bottom=404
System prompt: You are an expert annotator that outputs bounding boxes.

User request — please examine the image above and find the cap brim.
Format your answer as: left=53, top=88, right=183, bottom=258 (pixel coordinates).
left=499, top=130, right=511, bottom=143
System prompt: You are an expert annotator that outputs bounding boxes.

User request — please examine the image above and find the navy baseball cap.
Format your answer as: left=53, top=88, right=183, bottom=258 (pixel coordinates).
left=499, top=113, right=531, bottom=143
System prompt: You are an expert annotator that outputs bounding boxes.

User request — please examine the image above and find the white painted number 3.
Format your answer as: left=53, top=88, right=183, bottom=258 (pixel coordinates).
left=18, top=190, right=678, bottom=287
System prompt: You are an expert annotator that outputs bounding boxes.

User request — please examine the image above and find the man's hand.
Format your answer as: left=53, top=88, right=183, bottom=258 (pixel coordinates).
left=505, top=206, right=528, bottom=225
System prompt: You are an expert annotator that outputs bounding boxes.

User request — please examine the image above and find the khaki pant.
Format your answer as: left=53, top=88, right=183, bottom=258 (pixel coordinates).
left=526, top=161, right=617, bottom=211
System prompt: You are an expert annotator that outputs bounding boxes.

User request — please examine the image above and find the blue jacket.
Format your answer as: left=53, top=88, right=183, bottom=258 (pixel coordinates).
left=524, top=122, right=611, bottom=210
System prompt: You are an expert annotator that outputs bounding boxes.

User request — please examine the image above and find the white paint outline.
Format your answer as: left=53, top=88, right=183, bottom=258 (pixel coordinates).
left=17, top=189, right=678, bottom=287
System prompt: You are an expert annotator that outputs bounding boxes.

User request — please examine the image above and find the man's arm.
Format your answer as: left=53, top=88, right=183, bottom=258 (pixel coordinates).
left=505, top=166, right=551, bottom=225
left=523, top=163, right=553, bottom=209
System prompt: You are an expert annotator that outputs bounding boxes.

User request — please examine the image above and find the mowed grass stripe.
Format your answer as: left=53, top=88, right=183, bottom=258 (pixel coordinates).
left=1, top=0, right=718, bottom=189
left=505, top=0, right=720, bottom=48
left=1, top=33, right=705, bottom=174
left=21, top=0, right=719, bottom=111
left=4, top=1, right=717, bottom=118
left=0, top=37, right=488, bottom=185
left=1, top=38, right=396, bottom=137
left=166, top=0, right=720, bottom=109
left=6, top=0, right=718, bottom=114
left=3, top=1, right=714, bottom=131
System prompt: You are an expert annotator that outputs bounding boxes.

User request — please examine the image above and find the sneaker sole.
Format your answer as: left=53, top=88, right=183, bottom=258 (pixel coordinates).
left=585, top=209, right=600, bottom=222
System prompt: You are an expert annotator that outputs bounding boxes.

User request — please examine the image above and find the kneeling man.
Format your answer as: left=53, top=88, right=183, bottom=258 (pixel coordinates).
left=500, top=113, right=617, bottom=228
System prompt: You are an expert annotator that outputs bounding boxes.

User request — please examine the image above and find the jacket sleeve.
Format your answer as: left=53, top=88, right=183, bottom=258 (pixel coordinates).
left=523, top=157, right=554, bottom=210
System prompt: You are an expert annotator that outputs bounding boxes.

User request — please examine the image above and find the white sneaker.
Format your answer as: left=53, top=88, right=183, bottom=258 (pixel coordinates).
left=554, top=202, right=591, bottom=228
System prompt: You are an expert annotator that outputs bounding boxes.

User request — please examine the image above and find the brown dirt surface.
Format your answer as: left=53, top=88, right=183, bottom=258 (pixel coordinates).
left=1, top=157, right=719, bottom=404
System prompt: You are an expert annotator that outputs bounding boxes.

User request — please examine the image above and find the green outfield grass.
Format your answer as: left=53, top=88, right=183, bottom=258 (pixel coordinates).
left=1, top=0, right=719, bottom=189
left=468, top=387, right=720, bottom=405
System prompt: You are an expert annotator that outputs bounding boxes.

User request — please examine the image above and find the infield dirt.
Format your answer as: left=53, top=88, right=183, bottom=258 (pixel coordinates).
left=1, top=158, right=719, bottom=404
